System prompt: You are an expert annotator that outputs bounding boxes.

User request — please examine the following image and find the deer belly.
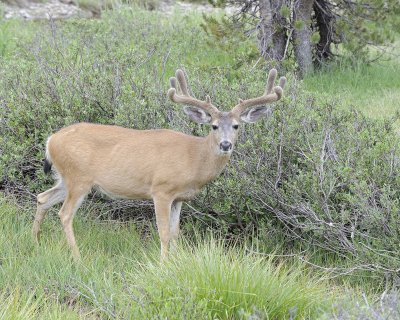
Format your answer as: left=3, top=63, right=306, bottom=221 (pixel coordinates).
left=94, top=175, right=152, bottom=200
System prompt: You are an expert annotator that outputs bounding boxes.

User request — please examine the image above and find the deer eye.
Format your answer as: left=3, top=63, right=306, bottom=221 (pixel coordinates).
left=232, top=124, right=239, bottom=130
left=212, top=125, right=219, bottom=130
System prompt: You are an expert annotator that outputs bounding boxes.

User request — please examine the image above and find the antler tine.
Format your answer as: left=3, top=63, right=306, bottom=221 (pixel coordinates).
left=279, top=76, right=286, bottom=89
left=266, top=68, right=277, bottom=94
left=170, top=77, right=177, bottom=90
left=167, top=69, right=219, bottom=116
left=175, top=69, right=189, bottom=95
left=231, top=68, right=285, bottom=116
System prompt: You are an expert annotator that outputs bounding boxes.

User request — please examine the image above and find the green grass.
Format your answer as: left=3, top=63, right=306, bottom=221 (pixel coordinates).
left=303, top=51, right=400, bottom=124
left=0, top=196, right=334, bottom=319
left=0, top=6, right=399, bottom=319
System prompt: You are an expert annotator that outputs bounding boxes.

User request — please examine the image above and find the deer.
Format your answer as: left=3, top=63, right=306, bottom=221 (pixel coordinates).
left=32, top=68, right=286, bottom=261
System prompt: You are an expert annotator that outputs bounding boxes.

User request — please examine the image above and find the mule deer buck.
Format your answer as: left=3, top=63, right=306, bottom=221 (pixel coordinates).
left=32, top=68, right=286, bottom=260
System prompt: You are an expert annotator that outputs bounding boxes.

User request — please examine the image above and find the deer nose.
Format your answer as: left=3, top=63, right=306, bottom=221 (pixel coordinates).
left=220, top=141, right=232, bottom=152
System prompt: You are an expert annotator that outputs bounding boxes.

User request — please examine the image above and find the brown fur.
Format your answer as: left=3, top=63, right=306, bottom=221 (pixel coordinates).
left=33, top=123, right=231, bottom=260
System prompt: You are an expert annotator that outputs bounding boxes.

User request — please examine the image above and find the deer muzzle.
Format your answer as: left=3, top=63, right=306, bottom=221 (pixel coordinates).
left=219, top=141, right=232, bottom=152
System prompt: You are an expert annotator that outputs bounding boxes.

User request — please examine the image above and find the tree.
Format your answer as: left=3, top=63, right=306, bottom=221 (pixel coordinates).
left=257, top=0, right=315, bottom=76
left=209, top=0, right=400, bottom=77
left=257, top=0, right=286, bottom=62
left=292, top=0, right=314, bottom=76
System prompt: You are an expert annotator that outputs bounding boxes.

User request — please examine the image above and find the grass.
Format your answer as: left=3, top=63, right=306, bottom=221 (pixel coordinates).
left=0, top=196, right=334, bottom=318
left=0, top=5, right=399, bottom=319
left=303, top=46, right=400, bottom=125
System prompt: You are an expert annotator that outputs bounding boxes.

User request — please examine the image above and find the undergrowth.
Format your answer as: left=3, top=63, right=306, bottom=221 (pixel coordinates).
left=0, top=6, right=399, bottom=290
left=0, top=197, right=332, bottom=319
left=0, top=5, right=399, bottom=318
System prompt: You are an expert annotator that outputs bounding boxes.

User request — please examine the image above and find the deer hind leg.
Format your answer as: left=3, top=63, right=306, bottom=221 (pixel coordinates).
left=33, top=179, right=66, bottom=242
left=169, top=201, right=182, bottom=253
left=58, top=186, right=89, bottom=261
left=153, top=195, right=173, bottom=261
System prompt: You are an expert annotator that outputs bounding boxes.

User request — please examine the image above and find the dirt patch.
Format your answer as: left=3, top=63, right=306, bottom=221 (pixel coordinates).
left=3, top=0, right=92, bottom=19
left=2, top=0, right=234, bottom=20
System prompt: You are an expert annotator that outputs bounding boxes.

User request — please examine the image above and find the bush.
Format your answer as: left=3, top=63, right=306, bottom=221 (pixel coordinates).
left=329, top=290, right=400, bottom=319
left=0, top=9, right=399, bottom=282
left=202, top=95, right=400, bottom=281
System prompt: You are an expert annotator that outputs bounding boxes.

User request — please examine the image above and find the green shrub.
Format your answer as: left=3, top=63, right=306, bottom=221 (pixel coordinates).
left=326, top=289, right=400, bottom=319
left=0, top=8, right=399, bottom=284
left=207, top=96, right=400, bottom=281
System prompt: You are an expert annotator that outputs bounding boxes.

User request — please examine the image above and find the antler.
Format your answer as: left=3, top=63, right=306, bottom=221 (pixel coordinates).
left=167, top=69, right=219, bottom=117
left=231, top=69, right=286, bottom=116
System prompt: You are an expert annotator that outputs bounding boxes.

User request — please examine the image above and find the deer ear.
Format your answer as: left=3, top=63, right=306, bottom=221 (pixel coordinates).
left=240, top=106, right=272, bottom=123
left=183, top=106, right=212, bottom=124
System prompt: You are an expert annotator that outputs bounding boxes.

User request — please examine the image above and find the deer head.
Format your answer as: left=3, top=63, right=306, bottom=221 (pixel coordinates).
left=168, top=68, right=286, bottom=155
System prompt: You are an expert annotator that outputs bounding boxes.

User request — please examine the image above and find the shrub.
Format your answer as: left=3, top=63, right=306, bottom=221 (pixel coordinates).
left=329, top=290, right=400, bottom=319
left=0, top=9, right=399, bottom=282
left=203, top=95, right=400, bottom=282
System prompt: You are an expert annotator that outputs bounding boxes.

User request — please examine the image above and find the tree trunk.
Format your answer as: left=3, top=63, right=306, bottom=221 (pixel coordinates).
left=292, top=0, right=315, bottom=77
left=258, top=0, right=274, bottom=60
left=313, top=0, right=335, bottom=67
left=271, top=0, right=287, bottom=62
left=257, top=0, right=287, bottom=65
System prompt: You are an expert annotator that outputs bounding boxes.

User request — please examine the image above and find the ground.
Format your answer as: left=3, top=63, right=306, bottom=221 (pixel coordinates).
left=2, top=0, right=227, bottom=20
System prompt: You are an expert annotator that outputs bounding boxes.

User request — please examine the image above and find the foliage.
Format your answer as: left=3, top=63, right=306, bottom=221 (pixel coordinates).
left=195, top=91, right=400, bottom=283
left=207, top=0, right=400, bottom=69
left=327, top=290, right=400, bottom=319
left=329, top=0, right=400, bottom=61
left=0, top=8, right=400, bottom=284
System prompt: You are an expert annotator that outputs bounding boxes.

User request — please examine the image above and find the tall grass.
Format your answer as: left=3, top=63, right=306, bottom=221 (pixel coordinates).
left=73, top=0, right=160, bottom=14
left=132, top=240, right=331, bottom=319
left=303, top=55, right=400, bottom=125
left=0, top=196, right=333, bottom=318
left=0, top=289, right=40, bottom=320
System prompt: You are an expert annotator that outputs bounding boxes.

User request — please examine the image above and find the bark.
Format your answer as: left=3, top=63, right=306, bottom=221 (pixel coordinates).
left=257, top=0, right=287, bottom=64
left=258, top=0, right=274, bottom=60
left=313, top=0, right=335, bottom=66
left=271, top=0, right=287, bottom=61
left=292, top=0, right=315, bottom=77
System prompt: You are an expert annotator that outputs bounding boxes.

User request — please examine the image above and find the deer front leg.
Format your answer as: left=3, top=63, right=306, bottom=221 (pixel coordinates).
left=58, top=189, right=87, bottom=261
left=170, top=201, right=182, bottom=253
left=153, top=195, right=173, bottom=261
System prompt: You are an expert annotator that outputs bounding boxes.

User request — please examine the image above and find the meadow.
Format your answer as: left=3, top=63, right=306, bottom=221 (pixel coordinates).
left=0, top=3, right=399, bottom=319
